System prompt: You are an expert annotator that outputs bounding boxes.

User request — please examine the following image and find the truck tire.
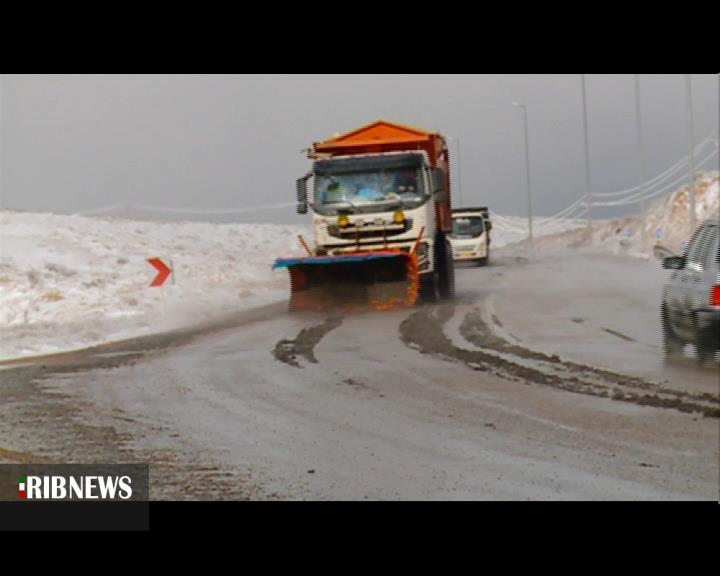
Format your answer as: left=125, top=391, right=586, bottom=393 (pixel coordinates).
left=420, top=272, right=441, bottom=303
left=437, top=236, right=455, bottom=301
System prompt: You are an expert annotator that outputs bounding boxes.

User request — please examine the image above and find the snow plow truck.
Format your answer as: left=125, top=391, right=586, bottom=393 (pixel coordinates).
left=274, top=120, right=457, bottom=312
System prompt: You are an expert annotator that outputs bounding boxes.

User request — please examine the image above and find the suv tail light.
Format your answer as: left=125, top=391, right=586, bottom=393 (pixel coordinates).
left=711, top=285, right=720, bottom=307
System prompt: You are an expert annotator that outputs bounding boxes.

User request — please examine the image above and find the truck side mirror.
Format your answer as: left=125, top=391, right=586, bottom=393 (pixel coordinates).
left=486, top=221, right=493, bottom=232
left=296, top=175, right=310, bottom=214
left=431, top=168, right=445, bottom=201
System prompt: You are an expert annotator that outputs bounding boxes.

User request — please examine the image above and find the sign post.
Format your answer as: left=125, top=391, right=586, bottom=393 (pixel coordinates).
left=147, top=257, right=173, bottom=315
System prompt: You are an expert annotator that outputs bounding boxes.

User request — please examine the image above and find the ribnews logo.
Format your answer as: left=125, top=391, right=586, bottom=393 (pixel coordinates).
left=17, top=473, right=133, bottom=501
left=1, top=464, right=149, bottom=503
left=2, top=464, right=149, bottom=531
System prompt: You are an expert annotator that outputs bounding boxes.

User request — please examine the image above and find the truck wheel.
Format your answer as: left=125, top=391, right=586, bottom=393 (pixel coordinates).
left=421, top=272, right=441, bottom=303
left=662, top=305, right=684, bottom=361
left=445, top=240, right=456, bottom=299
left=437, top=237, right=455, bottom=301
left=477, top=257, right=488, bottom=267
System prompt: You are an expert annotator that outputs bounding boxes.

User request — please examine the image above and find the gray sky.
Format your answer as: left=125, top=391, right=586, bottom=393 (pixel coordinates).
left=0, top=74, right=717, bottom=224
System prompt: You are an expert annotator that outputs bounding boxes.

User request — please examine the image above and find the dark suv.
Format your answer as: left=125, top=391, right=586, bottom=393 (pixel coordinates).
left=661, top=218, right=720, bottom=364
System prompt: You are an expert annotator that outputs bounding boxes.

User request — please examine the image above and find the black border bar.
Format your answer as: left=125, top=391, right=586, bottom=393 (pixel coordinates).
left=0, top=502, right=149, bottom=531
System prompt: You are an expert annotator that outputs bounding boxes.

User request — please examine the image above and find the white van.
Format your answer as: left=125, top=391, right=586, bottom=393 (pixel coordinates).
left=449, top=208, right=492, bottom=267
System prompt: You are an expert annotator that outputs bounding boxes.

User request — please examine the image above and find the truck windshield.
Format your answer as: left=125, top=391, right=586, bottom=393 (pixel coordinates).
left=451, top=217, right=485, bottom=239
left=314, top=166, right=426, bottom=215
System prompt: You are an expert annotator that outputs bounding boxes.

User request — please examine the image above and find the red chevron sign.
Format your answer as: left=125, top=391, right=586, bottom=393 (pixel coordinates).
left=147, top=258, right=172, bottom=287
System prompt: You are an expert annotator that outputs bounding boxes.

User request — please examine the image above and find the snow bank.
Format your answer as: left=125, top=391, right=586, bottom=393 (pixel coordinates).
left=497, top=173, right=719, bottom=259
left=489, top=215, right=587, bottom=249
left=0, top=211, right=307, bottom=360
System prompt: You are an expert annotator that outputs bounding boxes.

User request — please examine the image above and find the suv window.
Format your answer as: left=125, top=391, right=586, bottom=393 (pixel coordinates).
left=686, top=225, right=714, bottom=271
left=703, top=225, right=719, bottom=270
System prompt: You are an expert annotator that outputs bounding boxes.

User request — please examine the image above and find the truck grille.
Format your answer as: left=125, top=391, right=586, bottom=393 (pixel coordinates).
left=327, top=219, right=413, bottom=240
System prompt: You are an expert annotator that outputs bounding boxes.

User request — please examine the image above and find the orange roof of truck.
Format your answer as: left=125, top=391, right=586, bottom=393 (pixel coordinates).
left=312, top=120, right=445, bottom=165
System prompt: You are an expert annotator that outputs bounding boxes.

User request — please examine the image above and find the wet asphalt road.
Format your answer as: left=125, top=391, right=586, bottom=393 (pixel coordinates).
left=1, top=247, right=718, bottom=500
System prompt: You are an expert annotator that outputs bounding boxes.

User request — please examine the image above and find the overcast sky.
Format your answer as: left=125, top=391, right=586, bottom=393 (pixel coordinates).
left=0, top=74, right=717, bottom=224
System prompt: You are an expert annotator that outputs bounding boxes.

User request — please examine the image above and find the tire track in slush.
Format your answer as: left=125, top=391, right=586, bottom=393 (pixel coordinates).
left=273, top=317, right=344, bottom=368
left=399, top=305, right=720, bottom=419
left=459, top=310, right=717, bottom=402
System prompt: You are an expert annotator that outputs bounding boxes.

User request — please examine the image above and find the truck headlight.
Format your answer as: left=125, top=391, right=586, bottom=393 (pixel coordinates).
left=416, top=242, right=430, bottom=270
left=337, top=214, right=350, bottom=228
left=393, top=210, right=405, bottom=225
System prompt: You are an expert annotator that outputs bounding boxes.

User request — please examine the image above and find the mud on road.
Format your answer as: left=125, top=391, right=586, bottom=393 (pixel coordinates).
left=400, top=304, right=720, bottom=419
left=273, top=316, right=343, bottom=367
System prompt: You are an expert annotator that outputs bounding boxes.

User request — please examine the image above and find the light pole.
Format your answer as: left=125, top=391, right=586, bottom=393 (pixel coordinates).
left=634, top=74, right=647, bottom=240
left=447, top=136, right=463, bottom=208
left=685, top=74, right=697, bottom=233
left=513, top=102, right=533, bottom=244
left=581, top=74, right=593, bottom=233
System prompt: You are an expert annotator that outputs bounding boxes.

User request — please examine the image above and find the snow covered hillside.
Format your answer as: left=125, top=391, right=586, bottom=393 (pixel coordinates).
left=0, top=212, right=306, bottom=360
left=495, top=173, right=719, bottom=258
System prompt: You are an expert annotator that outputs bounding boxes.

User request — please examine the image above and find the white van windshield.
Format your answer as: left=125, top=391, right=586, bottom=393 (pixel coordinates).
left=451, top=217, right=485, bottom=239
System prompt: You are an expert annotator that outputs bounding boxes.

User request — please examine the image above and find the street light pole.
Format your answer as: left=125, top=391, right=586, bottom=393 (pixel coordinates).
left=446, top=136, right=464, bottom=208
left=513, top=102, right=533, bottom=244
left=581, top=74, right=593, bottom=233
left=685, top=74, right=697, bottom=233
left=455, top=137, right=463, bottom=209
left=634, top=74, right=647, bottom=241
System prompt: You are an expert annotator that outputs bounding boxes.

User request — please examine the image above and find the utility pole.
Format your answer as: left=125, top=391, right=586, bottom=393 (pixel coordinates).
left=634, top=74, right=647, bottom=240
left=513, top=102, right=533, bottom=244
left=685, top=74, right=697, bottom=233
left=581, top=74, right=593, bottom=233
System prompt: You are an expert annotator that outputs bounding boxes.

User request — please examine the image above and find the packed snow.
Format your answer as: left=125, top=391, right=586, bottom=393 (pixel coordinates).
left=0, top=213, right=307, bottom=360
left=0, top=173, right=717, bottom=360
left=494, top=173, right=719, bottom=259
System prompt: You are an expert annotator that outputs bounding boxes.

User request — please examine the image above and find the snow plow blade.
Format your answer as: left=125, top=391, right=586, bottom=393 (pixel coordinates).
left=273, top=251, right=419, bottom=312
